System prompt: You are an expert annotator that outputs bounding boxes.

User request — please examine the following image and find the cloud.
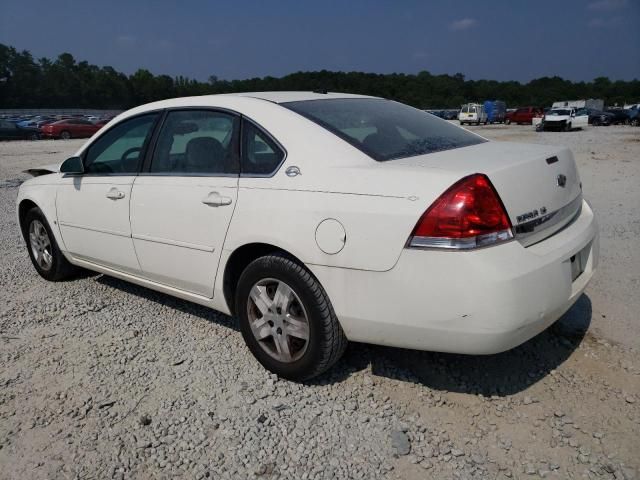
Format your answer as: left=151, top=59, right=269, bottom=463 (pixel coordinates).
left=115, top=35, right=136, bottom=47
left=449, top=18, right=477, bottom=31
left=587, top=16, right=624, bottom=27
left=587, top=0, right=628, bottom=11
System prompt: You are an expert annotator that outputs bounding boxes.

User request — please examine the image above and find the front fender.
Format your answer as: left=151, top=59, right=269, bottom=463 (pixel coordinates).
left=17, top=182, right=67, bottom=252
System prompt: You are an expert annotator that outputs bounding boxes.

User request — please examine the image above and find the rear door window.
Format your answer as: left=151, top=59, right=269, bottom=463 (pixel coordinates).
left=150, top=110, right=239, bottom=175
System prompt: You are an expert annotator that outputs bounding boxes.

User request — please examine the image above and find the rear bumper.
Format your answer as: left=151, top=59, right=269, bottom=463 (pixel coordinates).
left=310, top=200, right=599, bottom=354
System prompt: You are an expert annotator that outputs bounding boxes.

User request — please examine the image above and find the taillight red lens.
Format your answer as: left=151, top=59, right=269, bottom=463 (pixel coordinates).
left=409, top=174, right=513, bottom=249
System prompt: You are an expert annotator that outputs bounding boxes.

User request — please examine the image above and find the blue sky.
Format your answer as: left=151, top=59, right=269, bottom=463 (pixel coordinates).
left=1, top=0, right=638, bottom=82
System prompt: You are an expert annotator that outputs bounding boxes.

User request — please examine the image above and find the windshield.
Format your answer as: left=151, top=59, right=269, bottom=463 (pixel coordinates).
left=283, top=98, right=486, bottom=161
left=548, top=109, right=571, bottom=116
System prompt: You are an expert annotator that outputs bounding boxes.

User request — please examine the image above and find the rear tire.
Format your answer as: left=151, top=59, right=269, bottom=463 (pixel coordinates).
left=505, top=119, right=511, bottom=125
left=23, top=207, right=77, bottom=281
left=631, top=118, right=640, bottom=127
left=236, top=254, right=347, bottom=381
left=60, top=130, right=71, bottom=140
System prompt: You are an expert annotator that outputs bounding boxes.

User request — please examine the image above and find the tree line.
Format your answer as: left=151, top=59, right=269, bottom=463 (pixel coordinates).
left=1, top=43, right=638, bottom=110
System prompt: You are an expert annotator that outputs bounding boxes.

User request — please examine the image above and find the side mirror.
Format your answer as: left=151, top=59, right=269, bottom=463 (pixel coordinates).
left=60, top=156, right=84, bottom=175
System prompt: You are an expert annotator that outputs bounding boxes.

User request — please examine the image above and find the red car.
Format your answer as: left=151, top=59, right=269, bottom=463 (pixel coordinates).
left=40, top=119, right=102, bottom=139
left=505, top=107, right=544, bottom=125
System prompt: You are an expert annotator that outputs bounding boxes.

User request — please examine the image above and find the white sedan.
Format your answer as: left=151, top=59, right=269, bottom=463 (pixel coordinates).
left=17, top=92, right=599, bottom=380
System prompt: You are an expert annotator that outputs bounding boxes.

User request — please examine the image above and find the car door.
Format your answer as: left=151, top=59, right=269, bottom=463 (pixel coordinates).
left=129, top=109, right=240, bottom=297
left=573, top=108, right=589, bottom=129
left=0, top=121, right=19, bottom=139
left=75, top=120, right=90, bottom=137
left=0, top=121, right=12, bottom=139
left=56, top=113, right=160, bottom=274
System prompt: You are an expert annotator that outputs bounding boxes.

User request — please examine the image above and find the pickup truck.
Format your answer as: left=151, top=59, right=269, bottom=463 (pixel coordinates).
left=540, top=107, right=589, bottom=131
left=505, top=107, right=544, bottom=125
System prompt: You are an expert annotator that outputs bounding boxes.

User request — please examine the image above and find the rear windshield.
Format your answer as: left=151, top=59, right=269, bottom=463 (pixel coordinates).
left=283, top=98, right=486, bottom=161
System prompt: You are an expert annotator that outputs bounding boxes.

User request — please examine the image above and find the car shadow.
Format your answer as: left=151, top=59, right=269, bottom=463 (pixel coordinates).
left=95, top=274, right=591, bottom=396
left=95, top=275, right=239, bottom=332
left=318, top=294, right=592, bottom=396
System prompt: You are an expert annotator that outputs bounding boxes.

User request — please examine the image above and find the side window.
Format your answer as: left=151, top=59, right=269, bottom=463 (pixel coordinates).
left=241, top=120, right=285, bottom=175
left=84, top=113, right=158, bottom=174
left=150, top=110, right=238, bottom=174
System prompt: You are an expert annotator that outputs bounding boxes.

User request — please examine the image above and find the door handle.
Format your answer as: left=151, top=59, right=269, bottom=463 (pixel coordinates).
left=202, top=192, right=233, bottom=207
left=106, top=188, right=125, bottom=200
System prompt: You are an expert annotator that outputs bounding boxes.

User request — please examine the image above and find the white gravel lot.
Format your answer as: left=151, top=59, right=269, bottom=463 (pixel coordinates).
left=0, top=125, right=639, bottom=480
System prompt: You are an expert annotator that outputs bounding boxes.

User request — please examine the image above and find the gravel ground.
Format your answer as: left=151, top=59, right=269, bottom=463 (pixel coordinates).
left=0, top=126, right=639, bottom=479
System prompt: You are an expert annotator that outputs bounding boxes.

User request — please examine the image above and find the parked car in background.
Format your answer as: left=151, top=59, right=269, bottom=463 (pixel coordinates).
left=626, top=106, right=640, bottom=126
left=505, top=107, right=544, bottom=125
left=605, top=109, right=629, bottom=125
left=585, top=109, right=614, bottom=126
left=17, top=116, right=56, bottom=128
left=459, top=103, right=488, bottom=125
left=40, top=119, right=103, bottom=139
left=0, top=120, right=41, bottom=140
left=483, top=100, right=507, bottom=123
left=541, top=107, right=588, bottom=131
left=16, top=92, right=598, bottom=380
left=442, top=109, right=459, bottom=120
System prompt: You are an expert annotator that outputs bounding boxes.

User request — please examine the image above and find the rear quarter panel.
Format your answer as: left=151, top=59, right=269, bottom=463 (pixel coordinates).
left=225, top=186, right=423, bottom=271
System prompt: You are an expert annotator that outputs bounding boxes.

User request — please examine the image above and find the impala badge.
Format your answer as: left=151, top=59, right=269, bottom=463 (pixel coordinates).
left=557, top=174, right=567, bottom=188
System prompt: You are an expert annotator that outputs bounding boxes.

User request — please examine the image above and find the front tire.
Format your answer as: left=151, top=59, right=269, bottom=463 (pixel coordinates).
left=236, top=254, right=347, bottom=381
left=60, top=130, right=71, bottom=140
left=565, top=122, right=572, bottom=132
left=23, top=207, right=76, bottom=281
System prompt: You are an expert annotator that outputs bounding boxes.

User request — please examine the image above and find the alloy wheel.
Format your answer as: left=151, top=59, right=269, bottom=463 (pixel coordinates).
left=29, top=219, right=53, bottom=271
left=246, top=278, right=310, bottom=363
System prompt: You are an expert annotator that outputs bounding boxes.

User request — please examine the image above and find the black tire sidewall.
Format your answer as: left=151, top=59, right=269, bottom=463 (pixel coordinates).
left=236, top=255, right=331, bottom=380
left=23, top=208, right=64, bottom=281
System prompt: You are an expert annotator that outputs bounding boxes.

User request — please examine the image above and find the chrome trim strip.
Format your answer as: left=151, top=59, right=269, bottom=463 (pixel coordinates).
left=408, top=229, right=513, bottom=250
left=515, top=195, right=582, bottom=247
left=132, top=233, right=215, bottom=252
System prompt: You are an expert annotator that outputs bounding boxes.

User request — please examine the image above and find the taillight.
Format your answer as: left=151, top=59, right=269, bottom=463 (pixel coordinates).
left=408, top=174, right=513, bottom=250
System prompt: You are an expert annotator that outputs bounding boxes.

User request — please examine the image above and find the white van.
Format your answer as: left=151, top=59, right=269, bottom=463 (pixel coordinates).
left=459, top=103, right=488, bottom=125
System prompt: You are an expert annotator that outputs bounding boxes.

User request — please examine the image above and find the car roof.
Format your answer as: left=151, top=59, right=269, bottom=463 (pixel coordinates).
left=116, top=91, right=380, bottom=120
left=220, top=91, right=375, bottom=103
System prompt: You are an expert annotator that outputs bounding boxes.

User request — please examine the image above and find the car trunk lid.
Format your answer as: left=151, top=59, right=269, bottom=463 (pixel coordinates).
left=385, top=141, right=582, bottom=246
